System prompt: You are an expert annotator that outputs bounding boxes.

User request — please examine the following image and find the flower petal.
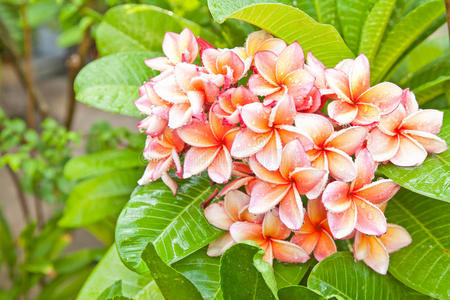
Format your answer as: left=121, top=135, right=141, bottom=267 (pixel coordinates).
left=403, top=130, right=447, bottom=153
left=367, top=127, right=399, bottom=162
left=295, top=113, right=333, bottom=146
left=327, top=201, right=357, bottom=239
left=269, top=93, right=296, bottom=127
left=279, top=187, right=304, bottom=230
left=353, top=179, right=400, bottom=205
left=291, top=167, right=328, bottom=198
left=224, top=190, right=250, bottom=221
left=216, top=50, right=245, bottom=82
left=322, top=181, right=352, bottom=213
left=325, top=68, right=351, bottom=102
left=400, top=109, right=443, bottom=134
left=207, top=233, right=235, bottom=256
left=291, top=231, right=320, bottom=254
left=254, top=50, right=278, bottom=85
left=280, top=139, right=310, bottom=179
left=307, top=197, right=327, bottom=226
left=327, top=100, right=358, bottom=125
left=249, top=180, right=291, bottom=214
left=204, top=202, right=234, bottom=230
left=364, top=237, right=389, bottom=275
left=229, top=222, right=265, bottom=244
left=219, top=177, right=255, bottom=197
left=379, top=224, right=412, bottom=253
left=326, top=126, right=368, bottom=156
left=354, top=197, right=387, bottom=236
left=390, top=134, right=427, bottom=167
left=256, top=129, right=283, bottom=171
left=283, top=69, right=315, bottom=102
left=240, top=102, right=271, bottom=133
left=357, top=82, right=402, bottom=114
left=271, top=239, right=310, bottom=263
left=208, top=146, right=233, bottom=184
left=352, top=148, right=376, bottom=190
left=276, top=125, right=315, bottom=150
left=263, top=208, right=291, bottom=239
left=353, top=231, right=369, bottom=260
left=248, top=74, right=280, bottom=96
left=209, top=110, right=234, bottom=141
left=378, top=104, right=406, bottom=135
left=168, top=103, right=193, bottom=129
left=352, top=103, right=380, bottom=126
left=249, top=156, right=287, bottom=184
left=326, top=148, right=357, bottom=182
left=314, top=230, right=337, bottom=261
left=183, top=146, right=220, bottom=178
left=230, top=128, right=273, bottom=158
left=350, top=54, right=370, bottom=99
left=177, top=119, right=218, bottom=147
left=153, top=75, right=187, bottom=103
left=201, top=48, right=219, bottom=74
left=276, top=42, right=304, bottom=81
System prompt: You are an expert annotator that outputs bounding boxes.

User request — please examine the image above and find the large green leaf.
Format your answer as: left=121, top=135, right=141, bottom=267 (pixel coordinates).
left=77, top=246, right=158, bottom=300
left=207, top=0, right=354, bottom=67
left=385, top=189, right=450, bottom=299
left=142, top=243, right=203, bottom=300
left=273, top=260, right=312, bottom=289
left=379, top=110, right=449, bottom=202
left=115, top=175, right=222, bottom=273
left=64, top=149, right=144, bottom=181
left=278, top=285, right=322, bottom=299
left=96, top=4, right=217, bottom=56
left=358, top=0, right=396, bottom=63
left=59, top=169, right=142, bottom=227
left=220, top=243, right=277, bottom=300
left=308, top=252, right=428, bottom=299
left=372, top=0, right=445, bottom=83
left=292, top=0, right=339, bottom=28
left=172, top=248, right=222, bottom=300
left=74, top=51, right=159, bottom=117
left=336, top=0, right=370, bottom=54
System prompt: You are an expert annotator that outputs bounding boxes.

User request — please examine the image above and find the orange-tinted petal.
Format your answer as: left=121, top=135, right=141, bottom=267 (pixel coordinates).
left=209, top=110, right=234, bottom=141
left=379, top=224, right=412, bottom=253
left=352, top=148, right=376, bottom=191
left=326, top=148, right=357, bottom=182
left=364, top=237, right=389, bottom=275
left=279, top=139, right=310, bottom=179
left=327, top=201, right=357, bottom=239
left=378, top=104, right=406, bottom=135
left=276, top=42, right=304, bottom=81
left=322, top=181, right=352, bottom=213
left=354, top=197, right=387, bottom=236
left=295, top=113, right=333, bottom=146
left=279, top=187, right=304, bottom=230
left=183, top=146, right=220, bottom=178
left=224, top=189, right=250, bottom=221
left=353, top=179, right=400, bottom=205
left=168, top=103, right=193, bottom=129
left=208, top=146, right=232, bottom=184
left=400, top=109, right=443, bottom=134
left=326, top=126, right=368, bottom=155
left=328, top=100, right=358, bottom=125
left=240, top=102, right=271, bottom=133
left=248, top=74, right=280, bottom=96
left=325, top=68, right=351, bottom=101
left=254, top=50, right=278, bottom=85
left=291, top=167, right=328, bottom=198
left=269, top=93, right=296, bottom=126
left=262, top=208, right=291, bottom=239
left=204, top=202, right=234, bottom=230
left=291, top=231, right=319, bottom=254
left=307, top=197, right=327, bottom=226
left=350, top=54, right=370, bottom=99
left=314, top=230, right=337, bottom=261
left=367, top=127, right=399, bottom=162
left=255, top=130, right=282, bottom=171
left=249, top=180, right=291, bottom=214
left=229, top=222, right=265, bottom=245
left=357, top=82, right=402, bottom=114
left=271, top=239, right=310, bottom=263
left=207, top=233, right=235, bottom=256
left=177, top=119, right=218, bottom=147
left=295, top=213, right=315, bottom=234
left=353, top=231, right=369, bottom=260
left=249, top=156, right=287, bottom=184
left=353, top=103, right=380, bottom=125
left=219, top=177, right=255, bottom=197
left=276, top=125, right=314, bottom=150
left=390, top=134, right=427, bottom=167
left=230, top=128, right=273, bottom=158
left=403, top=130, right=447, bottom=153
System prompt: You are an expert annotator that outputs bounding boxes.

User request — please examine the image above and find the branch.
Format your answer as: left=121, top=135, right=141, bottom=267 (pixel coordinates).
left=6, top=166, right=30, bottom=223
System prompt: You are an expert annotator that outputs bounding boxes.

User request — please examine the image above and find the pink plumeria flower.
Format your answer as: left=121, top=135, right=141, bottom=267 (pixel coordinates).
left=230, top=208, right=310, bottom=265
left=218, top=162, right=258, bottom=197
left=138, top=128, right=185, bottom=194
left=291, top=198, right=337, bottom=261
left=367, top=91, right=447, bottom=166
left=202, top=48, right=247, bottom=87
left=177, top=111, right=237, bottom=183
left=145, top=27, right=198, bottom=72
left=325, top=54, right=403, bottom=125
left=248, top=140, right=328, bottom=230
left=152, top=63, right=222, bottom=128
left=231, top=94, right=313, bottom=171
left=248, top=43, right=315, bottom=105
left=322, top=149, right=400, bottom=239
left=204, top=190, right=264, bottom=256
left=354, top=224, right=411, bottom=274
left=295, top=113, right=368, bottom=182
left=213, top=87, right=258, bottom=125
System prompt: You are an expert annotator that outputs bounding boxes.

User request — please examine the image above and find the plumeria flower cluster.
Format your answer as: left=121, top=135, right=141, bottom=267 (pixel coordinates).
left=135, top=28, right=447, bottom=274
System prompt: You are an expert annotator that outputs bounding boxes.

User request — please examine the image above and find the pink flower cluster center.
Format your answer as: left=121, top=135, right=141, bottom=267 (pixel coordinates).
left=135, top=28, right=447, bottom=274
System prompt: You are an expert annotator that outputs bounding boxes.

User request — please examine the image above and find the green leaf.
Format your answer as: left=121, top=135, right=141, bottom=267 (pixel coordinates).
left=207, top=0, right=354, bottom=67
left=220, top=243, right=277, bottom=300
left=97, top=281, right=127, bottom=300
left=53, top=248, right=105, bottom=276
left=385, top=189, right=450, bottom=299
left=308, top=252, right=428, bottom=299
left=142, top=242, right=203, bottom=300
left=278, top=285, right=322, bottom=299
left=292, top=0, right=339, bottom=28
left=372, top=0, right=445, bottom=83
left=115, top=175, right=222, bottom=273
left=172, top=248, right=222, bottom=300
left=86, top=219, right=116, bottom=246
left=379, top=110, right=449, bottom=202
left=77, top=246, right=154, bottom=300
left=95, top=4, right=217, bottom=56
left=64, top=149, right=144, bottom=181
left=74, top=51, right=160, bottom=117
left=358, top=0, right=396, bottom=63
left=0, top=207, right=16, bottom=272
left=273, top=260, right=312, bottom=289
left=336, top=0, right=370, bottom=54
left=59, top=169, right=142, bottom=227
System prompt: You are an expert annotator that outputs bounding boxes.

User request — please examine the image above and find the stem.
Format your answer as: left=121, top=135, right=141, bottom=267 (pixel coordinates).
left=445, top=0, right=450, bottom=41
left=20, top=1, right=36, bottom=129
left=201, top=188, right=219, bottom=209
left=65, top=27, right=92, bottom=129
left=6, top=166, right=30, bottom=223
left=0, top=13, right=48, bottom=119
left=33, top=196, right=44, bottom=229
